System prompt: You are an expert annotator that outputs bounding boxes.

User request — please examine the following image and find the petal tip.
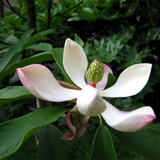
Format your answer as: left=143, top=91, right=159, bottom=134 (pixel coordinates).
left=16, top=67, right=22, bottom=73
left=102, top=101, right=156, bottom=132
left=61, top=132, right=75, bottom=141
left=63, top=38, right=88, bottom=88
left=65, top=38, right=74, bottom=46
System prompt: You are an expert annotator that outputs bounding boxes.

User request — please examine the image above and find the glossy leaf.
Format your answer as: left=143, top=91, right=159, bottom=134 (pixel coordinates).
left=37, top=124, right=74, bottom=160
left=0, top=34, right=46, bottom=74
left=75, top=34, right=84, bottom=47
left=106, top=73, right=116, bottom=89
left=91, top=124, right=117, bottom=159
left=4, top=35, right=19, bottom=45
left=108, top=125, right=160, bottom=159
left=53, top=48, right=73, bottom=84
left=21, top=28, right=35, bottom=39
left=26, top=43, right=53, bottom=51
left=0, top=52, right=53, bottom=83
left=0, top=86, right=33, bottom=105
left=0, top=106, right=68, bottom=159
left=38, top=29, right=55, bottom=36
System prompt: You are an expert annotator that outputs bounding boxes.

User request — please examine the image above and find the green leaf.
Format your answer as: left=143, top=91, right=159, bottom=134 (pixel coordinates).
left=0, top=106, right=8, bottom=123
left=108, top=126, right=160, bottom=159
left=4, top=35, right=19, bottom=45
left=9, top=135, right=37, bottom=160
left=27, top=43, right=53, bottom=51
left=106, top=73, right=116, bottom=89
left=67, top=16, right=82, bottom=22
left=0, top=52, right=53, bottom=83
left=74, top=34, right=84, bottom=47
left=21, top=28, right=35, bottom=39
left=38, top=29, right=55, bottom=36
left=149, top=123, right=160, bottom=132
left=0, top=86, right=33, bottom=105
left=52, top=48, right=73, bottom=84
left=81, top=8, right=100, bottom=21
left=0, top=34, right=46, bottom=74
left=37, top=124, right=74, bottom=160
left=91, top=124, right=117, bottom=159
left=0, top=106, right=68, bottom=159
left=122, top=0, right=139, bottom=18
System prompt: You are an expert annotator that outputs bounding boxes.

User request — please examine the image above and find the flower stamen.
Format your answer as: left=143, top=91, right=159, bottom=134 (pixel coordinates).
left=86, top=59, right=105, bottom=86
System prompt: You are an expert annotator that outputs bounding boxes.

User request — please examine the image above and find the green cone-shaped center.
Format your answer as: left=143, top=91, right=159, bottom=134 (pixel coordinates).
left=86, top=59, right=104, bottom=85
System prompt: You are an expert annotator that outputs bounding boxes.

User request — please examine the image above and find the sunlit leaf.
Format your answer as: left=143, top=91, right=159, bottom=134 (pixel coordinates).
left=75, top=34, right=84, bottom=47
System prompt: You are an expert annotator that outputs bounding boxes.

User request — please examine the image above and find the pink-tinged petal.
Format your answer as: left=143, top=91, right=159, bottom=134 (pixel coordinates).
left=63, top=38, right=88, bottom=88
left=77, top=85, right=106, bottom=116
left=96, top=63, right=113, bottom=90
left=101, top=100, right=156, bottom=132
left=99, top=63, right=152, bottom=98
left=61, top=106, right=90, bottom=141
left=61, top=112, right=76, bottom=141
left=17, top=64, right=80, bottom=102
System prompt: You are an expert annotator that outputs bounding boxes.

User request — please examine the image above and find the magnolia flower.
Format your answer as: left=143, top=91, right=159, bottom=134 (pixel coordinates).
left=17, top=38, right=156, bottom=140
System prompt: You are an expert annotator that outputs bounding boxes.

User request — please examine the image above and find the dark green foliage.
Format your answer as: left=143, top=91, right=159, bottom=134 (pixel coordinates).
left=37, top=124, right=74, bottom=160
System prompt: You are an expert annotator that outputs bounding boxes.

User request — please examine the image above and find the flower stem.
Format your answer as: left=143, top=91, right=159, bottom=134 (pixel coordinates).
left=98, top=115, right=102, bottom=124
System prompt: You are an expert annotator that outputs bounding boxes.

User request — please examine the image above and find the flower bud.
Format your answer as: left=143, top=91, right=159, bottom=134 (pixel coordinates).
left=86, top=59, right=105, bottom=85
left=61, top=106, right=90, bottom=141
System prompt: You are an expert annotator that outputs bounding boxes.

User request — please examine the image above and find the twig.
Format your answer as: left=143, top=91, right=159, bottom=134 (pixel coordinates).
left=50, top=0, right=83, bottom=20
left=25, top=0, right=37, bottom=29
left=3, top=0, right=27, bottom=21
left=0, top=0, right=4, bottom=18
left=36, top=98, right=41, bottom=109
left=47, top=0, right=52, bottom=29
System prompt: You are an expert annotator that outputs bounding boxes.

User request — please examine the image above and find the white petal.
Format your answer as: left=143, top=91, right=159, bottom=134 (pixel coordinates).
left=63, top=38, right=88, bottom=88
left=17, top=64, right=80, bottom=102
left=101, top=100, right=156, bottom=132
left=77, top=85, right=106, bottom=116
left=99, top=63, right=152, bottom=97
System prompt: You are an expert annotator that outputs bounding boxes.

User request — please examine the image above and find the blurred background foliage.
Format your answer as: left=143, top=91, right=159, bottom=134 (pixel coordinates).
left=0, top=0, right=160, bottom=159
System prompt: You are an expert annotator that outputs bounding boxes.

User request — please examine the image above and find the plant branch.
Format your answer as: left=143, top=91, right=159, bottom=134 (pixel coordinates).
left=25, top=0, right=37, bottom=29
left=3, top=0, right=27, bottom=21
left=47, top=0, right=52, bottom=29
left=50, top=0, right=83, bottom=20
left=0, top=0, right=4, bottom=18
